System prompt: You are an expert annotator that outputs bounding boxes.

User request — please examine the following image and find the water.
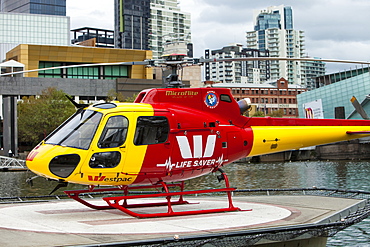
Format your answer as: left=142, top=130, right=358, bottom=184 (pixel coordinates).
left=1, top=160, right=370, bottom=246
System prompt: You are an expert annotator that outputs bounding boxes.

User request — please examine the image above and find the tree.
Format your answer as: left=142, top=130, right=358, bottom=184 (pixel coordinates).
left=106, top=88, right=125, bottom=102
left=267, top=109, right=284, bottom=117
left=106, top=89, right=137, bottom=102
left=124, top=93, right=138, bottom=103
left=18, top=87, right=76, bottom=148
left=252, top=110, right=265, bottom=117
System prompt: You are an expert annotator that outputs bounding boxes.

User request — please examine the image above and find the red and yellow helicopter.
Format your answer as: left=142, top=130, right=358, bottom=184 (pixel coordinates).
left=20, top=55, right=370, bottom=217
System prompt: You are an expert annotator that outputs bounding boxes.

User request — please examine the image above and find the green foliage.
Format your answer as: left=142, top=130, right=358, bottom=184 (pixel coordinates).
left=124, top=93, right=138, bottom=103
left=252, top=110, right=265, bottom=117
left=106, top=88, right=125, bottom=102
left=18, top=87, right=76, bottom=148
left=252, top=109, right=284, bottom=117
left=267, top=109, right=284, bottom=117
left=106, top=89, right=137, bottom=102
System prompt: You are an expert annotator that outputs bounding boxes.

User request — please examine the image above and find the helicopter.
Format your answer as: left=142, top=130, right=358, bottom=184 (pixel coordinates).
left=18, top=54, right=370, bottom=218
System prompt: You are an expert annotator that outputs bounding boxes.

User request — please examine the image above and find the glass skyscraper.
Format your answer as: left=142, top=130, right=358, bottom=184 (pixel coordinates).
left=114, top=0, right=151, bottom=50
left=1, top=0, right=66, bottom=16
left=246, top=5, right=306, bottom=85
left=114, top=0, right=191, bottom=58
left=0, top=0, right=69, bottom=53
left=254, top=6, right=293, bottom=31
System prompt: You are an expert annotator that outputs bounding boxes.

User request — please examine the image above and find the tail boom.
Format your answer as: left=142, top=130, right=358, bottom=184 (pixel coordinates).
left=245, top=118, right=370, bottom=157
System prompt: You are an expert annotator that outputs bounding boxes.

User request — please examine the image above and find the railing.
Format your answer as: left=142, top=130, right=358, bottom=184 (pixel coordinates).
left=0, top=156, right=26, bottom=170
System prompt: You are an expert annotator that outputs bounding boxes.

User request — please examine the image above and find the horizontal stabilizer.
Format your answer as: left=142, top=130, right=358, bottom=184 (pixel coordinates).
left=346, top=131, right=370, bottom=135
left=350, top=96, right=370, bottom=120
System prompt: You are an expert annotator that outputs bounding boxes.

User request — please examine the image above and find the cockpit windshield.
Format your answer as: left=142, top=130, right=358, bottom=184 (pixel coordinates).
left=45, top=110, right=102, bottom=150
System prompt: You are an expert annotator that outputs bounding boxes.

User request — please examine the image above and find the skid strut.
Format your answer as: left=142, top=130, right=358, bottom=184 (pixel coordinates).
left=65, top=169, right=244, bottom=218
left=64, top=182, right=188, bottom=210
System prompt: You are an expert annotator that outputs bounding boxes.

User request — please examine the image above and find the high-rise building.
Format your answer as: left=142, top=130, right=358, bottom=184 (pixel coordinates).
left=114, top=0, right=151, bottom=50
left=0, top=12, right=70, bottom=61
left=302, top=57, right=326, bottom=90
left=1, top=0, right=66, bottom=16
left=114, top=0, right=191, bottom=58
left=204, top=44, right=270, bottom=84
left=0, top=0, right=69, bottom=61
left=149, top=0, right=191, bottom=58
left=246, top=5, right=306, bottom=85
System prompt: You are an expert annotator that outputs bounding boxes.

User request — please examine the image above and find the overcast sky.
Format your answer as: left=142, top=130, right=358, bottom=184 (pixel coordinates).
left=67, top=0, right=370, bottom=73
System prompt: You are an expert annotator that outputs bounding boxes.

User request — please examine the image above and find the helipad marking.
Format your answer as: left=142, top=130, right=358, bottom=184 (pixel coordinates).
left=0, top=199, right=293, bottom=234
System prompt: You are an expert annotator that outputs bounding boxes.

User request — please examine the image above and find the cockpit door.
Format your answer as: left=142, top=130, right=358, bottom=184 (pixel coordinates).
left=79, top=112, right=132, bottom=183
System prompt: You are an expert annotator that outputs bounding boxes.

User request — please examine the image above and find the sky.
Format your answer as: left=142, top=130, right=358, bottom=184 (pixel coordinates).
left=66, top=0, right=370, bottom=73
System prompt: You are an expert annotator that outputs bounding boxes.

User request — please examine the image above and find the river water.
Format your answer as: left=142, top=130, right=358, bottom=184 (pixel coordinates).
left=1, top=160, right=370, bottom=246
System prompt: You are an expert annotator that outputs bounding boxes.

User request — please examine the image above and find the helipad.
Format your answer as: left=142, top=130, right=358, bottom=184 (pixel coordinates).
left=0, top=195, right=366, bottom=246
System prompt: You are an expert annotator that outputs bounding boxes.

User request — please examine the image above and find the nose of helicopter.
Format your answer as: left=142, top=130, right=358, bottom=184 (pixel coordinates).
left=26, top=144, right=81, bottom=180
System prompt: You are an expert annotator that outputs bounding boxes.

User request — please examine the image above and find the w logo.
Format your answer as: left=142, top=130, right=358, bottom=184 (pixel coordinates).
left=176, top=135, right=216, bottom=159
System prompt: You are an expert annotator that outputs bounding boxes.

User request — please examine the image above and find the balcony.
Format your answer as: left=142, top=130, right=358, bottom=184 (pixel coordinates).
left=247, top=32, right=256, bottom=38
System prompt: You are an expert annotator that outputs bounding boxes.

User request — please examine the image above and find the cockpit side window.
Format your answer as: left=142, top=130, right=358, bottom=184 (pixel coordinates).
left=98, top=116, right=128, bottom=148
left=134, top=116, right=169, bottom=145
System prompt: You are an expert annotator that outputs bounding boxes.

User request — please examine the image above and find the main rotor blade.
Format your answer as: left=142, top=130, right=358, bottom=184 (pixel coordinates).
left=0, top=60, right=150, bottom=77
left=2, top=56, right=370, bottom=77
left=350, top=96, right=370, bottom=120
left=199, top=57, right=370, bottom=65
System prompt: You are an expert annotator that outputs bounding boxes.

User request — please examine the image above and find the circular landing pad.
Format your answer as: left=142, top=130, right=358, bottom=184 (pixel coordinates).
left=0, top=198, right=293, bottom=235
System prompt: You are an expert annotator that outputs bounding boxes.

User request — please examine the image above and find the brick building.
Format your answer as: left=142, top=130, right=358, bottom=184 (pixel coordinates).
left=213, top=78, right=307, bottom=118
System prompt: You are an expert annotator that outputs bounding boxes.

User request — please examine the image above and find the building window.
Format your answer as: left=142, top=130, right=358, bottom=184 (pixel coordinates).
left=67, top=66, right=99, bottom=79
left=38, top=62, right=63, bottom=78
left=104, top=65, right=128, bottom=79
left=38, top=62, right=129, bottom=79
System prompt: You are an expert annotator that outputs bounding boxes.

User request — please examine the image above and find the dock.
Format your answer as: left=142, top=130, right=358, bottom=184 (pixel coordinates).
left=0, top=188, right=369, bottom=246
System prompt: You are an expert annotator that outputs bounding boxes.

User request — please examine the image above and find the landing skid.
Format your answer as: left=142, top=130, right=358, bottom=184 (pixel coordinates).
left=64, top=169, right=244, bottom=218
left=64, top=183, right=189, bottom=210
